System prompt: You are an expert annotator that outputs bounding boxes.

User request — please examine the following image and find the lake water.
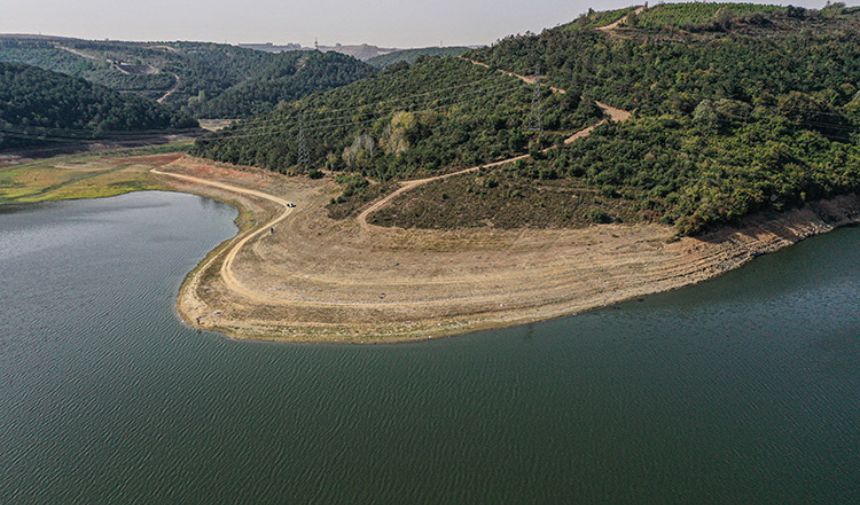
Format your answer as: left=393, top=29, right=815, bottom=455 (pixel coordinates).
left=1, top=191, right=858, bottom=504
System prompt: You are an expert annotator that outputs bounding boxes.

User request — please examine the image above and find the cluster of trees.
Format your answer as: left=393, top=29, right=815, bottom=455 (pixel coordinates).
left=471, top=9, right=860, bottom=115
left=531, top=109, right=860, bottom=234
left=0, top=38, right=374, bottom=118
left=624, top=2, right=860, bottom=32
left=0, top=62, right=196, bottom=149
left=194, top=57, right=602, bottom=180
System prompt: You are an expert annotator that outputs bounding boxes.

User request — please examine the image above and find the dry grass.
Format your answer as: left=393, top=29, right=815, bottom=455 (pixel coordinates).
left=368, top=166, right=643, bottom=229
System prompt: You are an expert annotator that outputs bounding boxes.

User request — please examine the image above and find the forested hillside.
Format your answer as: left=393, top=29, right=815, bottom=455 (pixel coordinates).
left=0, top=62, right=196, bottom=149
left=0, top=37, right=373, bottom=118
left=464, top=2, right=860, bottom=233
left=195, top=2, right=860, bottom=235
left=193, top=57, right=602, bottom=179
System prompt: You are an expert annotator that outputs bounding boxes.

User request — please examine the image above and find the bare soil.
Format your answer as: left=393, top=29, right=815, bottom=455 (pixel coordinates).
left=154, top=155, right=860, bottom=343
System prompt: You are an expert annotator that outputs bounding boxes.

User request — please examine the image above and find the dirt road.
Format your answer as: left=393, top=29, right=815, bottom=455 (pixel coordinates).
left=55, top=45, right=99, bottom=61
left=460, top=58, right=567, bottom=94
left=151, top=168, right=295, bottom=304
left=597, top=6, right=647, bottom=32
left=356, top=153, right=532, bottom=231
left=157, top=73, right=181, bottom=104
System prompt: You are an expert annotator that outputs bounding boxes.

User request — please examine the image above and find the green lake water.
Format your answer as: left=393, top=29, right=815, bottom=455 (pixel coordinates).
left=1, top=191, right=857, bottom=504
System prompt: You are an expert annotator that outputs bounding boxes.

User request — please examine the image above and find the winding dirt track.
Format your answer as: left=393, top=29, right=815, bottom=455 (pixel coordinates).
left=356, top=154, right=530, bottom=231
left=597, top=6, right=647, bottom=33
left=151, top=169, right=295, bottom=303
left=157, top=73, right=181, bottom=104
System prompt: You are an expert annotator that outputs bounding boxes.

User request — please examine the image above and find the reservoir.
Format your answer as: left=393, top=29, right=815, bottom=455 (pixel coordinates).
left=1, top=191, right=857, bottom=504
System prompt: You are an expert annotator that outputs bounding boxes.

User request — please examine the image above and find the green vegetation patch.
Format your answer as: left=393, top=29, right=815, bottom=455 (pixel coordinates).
left=0, top=150, right=181, bottom=205
left=633, top=2, right=785, bottom=30
left=368, top=162, right=641, bottom=229
left=539, top=110, right=860, bottom=234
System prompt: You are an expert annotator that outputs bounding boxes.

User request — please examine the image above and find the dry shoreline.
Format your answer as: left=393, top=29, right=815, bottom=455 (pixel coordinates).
left=154, top=156, right=860, bottom=344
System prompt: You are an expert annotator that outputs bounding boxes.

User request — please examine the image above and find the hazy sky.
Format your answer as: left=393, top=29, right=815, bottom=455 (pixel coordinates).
left=2, top=0, right=856, bottom=48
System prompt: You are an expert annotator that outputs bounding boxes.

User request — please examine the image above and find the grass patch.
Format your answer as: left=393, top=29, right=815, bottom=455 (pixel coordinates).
left=0, top=150, right=183, bottom=205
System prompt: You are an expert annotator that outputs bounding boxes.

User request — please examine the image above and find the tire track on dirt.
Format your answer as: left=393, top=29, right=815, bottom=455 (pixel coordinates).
left=151, top=168, right=294, bottom=304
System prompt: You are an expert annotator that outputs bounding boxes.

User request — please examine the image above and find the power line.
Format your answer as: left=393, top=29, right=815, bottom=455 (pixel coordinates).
left=297, top=113, right=309, bottom=167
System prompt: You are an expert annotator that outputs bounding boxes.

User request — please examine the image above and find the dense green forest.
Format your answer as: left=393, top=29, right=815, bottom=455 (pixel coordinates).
left=193, top=3, right=859, bottom=234
left=0, top=62, right=196, bottom=149
left=193, top=57, right=602, bottom=180
left=367, top=47, right=472, bottom=68
left=0, top=38, right=373, bottom=118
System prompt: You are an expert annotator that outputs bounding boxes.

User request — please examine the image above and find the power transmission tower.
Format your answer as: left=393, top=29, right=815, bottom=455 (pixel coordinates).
left=297, top=114, right=310, bottom=168
left=527, top=64, right=543, bottom=133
